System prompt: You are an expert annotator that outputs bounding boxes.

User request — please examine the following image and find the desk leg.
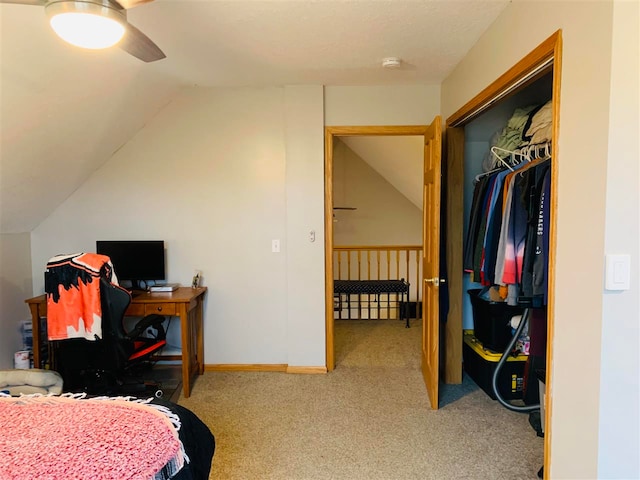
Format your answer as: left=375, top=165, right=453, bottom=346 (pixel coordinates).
left=29, top=304, right=42, bottom=369
left=195, top=297, right=204, bottom=375
left=179, top=293, right=205, bottom=398
left=179, top=304, right=192, bottom=398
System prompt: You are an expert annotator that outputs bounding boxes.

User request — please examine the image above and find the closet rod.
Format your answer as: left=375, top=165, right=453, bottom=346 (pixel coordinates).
left=475, top=141, right=552, bottom=182
left=450, top=58, right=554, bottom=127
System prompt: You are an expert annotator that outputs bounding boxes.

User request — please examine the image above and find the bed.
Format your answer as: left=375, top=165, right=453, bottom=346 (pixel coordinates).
left=0, top=393, right=214, bottom=480
left=334, top=279, right=411, bottom=327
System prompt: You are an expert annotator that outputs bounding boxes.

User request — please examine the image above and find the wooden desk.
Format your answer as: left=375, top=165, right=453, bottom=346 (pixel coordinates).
left=25, top=287, right=207, bottom=398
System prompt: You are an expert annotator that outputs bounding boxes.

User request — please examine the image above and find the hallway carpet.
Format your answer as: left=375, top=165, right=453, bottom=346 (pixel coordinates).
left=178, top=319, right=543, bottom=479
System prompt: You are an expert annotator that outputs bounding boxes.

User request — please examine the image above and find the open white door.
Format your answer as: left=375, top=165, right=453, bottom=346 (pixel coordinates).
left=421, top=116, right=442, bottom=410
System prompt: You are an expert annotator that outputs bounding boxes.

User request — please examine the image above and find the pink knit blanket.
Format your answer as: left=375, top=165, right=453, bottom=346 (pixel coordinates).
left=0, top=394, right=186, bottom=480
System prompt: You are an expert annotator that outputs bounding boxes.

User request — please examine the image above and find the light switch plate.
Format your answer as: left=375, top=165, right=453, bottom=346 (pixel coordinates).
left=605, top=254, right=631, bottom=290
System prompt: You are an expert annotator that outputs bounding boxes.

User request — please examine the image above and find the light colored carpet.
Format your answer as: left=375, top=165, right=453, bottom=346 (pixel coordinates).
left=178, top=319, right=543, bottom=479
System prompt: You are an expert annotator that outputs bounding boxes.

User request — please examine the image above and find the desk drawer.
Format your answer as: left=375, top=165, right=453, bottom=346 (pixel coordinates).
left=145, top=303, right=176, bottom=316
left=125, top=304, right=145, bottom=316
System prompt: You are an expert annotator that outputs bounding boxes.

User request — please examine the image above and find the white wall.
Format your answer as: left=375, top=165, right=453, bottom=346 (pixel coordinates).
left=598, top=1, right=640, bottom=478
left=442, top=1, right=615, bottom=478
left=325, top=85, right=440, bottom=126
left=29, top=84, right=442, bottom=372
left=32, top=87, right=290, bottom=365
left=284, top=86, right=326, bottom=368
left=325, top=84, right=440, bottom=308
left=333, top=139, right=422, bottom=246
left=0, top=233, right=32, bottom=368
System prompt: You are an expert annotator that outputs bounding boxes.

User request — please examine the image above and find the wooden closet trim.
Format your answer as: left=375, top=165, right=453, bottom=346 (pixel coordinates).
left=326, top=126, right=430, bottom=137
left=447, top=30, right=560, bottom=127
left=444, top=30, right=562, bottom=479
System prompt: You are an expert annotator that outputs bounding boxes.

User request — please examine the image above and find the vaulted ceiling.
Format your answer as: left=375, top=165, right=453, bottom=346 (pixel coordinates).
left=0, top=0, right=509, bottom=233
left=342, top=136, right=424, bottom=210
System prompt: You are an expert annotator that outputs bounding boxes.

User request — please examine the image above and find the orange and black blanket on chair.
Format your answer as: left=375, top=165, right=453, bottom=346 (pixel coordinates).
left=45, top=253, right=119, bottom=341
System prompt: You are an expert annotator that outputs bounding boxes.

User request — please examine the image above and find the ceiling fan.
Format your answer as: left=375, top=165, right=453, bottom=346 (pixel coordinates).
left=2, top=0, right=165, bottom=62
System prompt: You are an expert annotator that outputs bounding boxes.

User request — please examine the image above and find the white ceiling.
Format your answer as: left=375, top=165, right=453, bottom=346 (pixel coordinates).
left=0, top=0, right=509, bottom=233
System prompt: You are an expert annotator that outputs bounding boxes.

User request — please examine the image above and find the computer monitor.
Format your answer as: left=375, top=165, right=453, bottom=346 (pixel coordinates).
left=96, top=240, right=165, bottom=288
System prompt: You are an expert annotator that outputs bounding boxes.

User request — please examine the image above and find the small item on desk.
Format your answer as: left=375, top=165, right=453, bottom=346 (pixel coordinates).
left=149, top=283, right=179, bottom=292
left=192, top=270, right=201, bottom=289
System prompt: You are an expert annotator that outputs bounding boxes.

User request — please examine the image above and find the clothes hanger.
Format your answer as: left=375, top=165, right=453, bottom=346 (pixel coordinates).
left=489, top=146, right=516, bottom=172
left=526, top=141, right=552, bottom=161
left=490, top=145, right=533, bottom=169
left=476, top=145, right=528, bottom=182
left=475, top=166, right=504, bottom=182
left=476, top=142, right=547, bottom=183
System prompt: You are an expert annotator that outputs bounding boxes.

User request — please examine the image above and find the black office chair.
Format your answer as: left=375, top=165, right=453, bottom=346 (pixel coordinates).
left=45, top=253, right=167, bottom=394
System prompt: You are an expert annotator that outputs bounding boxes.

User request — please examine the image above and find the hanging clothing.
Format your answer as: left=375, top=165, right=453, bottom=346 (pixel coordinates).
left=464, top=175, right=492, bottom=272
left=45, top=253, right=119, bottom=341
left=520, top=100, right=553, bottom=147
left=464, top=157, right=551, bottom=306
left=521, top=163, right=549, bottom=295
left=531, top=166, right=551, bottom=306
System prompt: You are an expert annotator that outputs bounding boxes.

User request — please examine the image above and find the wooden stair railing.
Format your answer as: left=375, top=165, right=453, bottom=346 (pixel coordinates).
left=333, top=245, right=423, bottom=320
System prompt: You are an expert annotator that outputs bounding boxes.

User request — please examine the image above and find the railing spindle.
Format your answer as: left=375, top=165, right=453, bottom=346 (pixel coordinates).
left=333, top=245, right=422, bottom=320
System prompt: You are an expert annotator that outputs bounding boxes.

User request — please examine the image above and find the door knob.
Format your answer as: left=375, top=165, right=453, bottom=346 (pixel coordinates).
left=424, top=277, right=446, bottom=287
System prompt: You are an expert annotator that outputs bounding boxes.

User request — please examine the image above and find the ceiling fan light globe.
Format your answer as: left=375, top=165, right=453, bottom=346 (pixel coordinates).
left=45, top=1, right=127, bottom=50
left=49, top=12, right=125, bottom=49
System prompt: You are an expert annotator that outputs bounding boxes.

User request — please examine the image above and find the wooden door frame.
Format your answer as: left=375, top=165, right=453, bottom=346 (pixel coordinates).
left=324, top=125, right=429, bottom=372
left=445, top=30, right=562, bottom=478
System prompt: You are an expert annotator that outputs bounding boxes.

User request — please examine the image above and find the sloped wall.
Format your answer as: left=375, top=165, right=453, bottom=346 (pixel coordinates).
left=333, top=139, right=422, bottom=247
left=0, top=233, right=32, bottom=368
left=32, top=87, right=291, bottom=365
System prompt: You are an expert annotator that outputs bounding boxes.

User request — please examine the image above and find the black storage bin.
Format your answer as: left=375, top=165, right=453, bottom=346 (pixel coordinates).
left=400, top=301, right=422, bottom=319
left=463, top=333, right=526, bottom=400
left=468, top=289, right=524, bottom=352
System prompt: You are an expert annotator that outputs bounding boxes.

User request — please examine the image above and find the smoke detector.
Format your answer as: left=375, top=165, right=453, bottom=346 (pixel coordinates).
left=382, top=57, right=402, bottom=69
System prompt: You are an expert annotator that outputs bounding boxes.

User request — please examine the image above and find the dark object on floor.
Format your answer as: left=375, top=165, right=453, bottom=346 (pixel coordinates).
left=468, top=288, right=524, bottom=351
left=400, top=301, right=423, bottom=320
left=153, top=398, right=216, bottom=480
left=463, top=333, right=526, bottom=400
left=528, top=410, right=544, bottom=437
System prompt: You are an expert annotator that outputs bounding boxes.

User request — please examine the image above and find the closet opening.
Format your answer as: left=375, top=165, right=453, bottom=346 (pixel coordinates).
left=444, top=30, right=561, bottom=479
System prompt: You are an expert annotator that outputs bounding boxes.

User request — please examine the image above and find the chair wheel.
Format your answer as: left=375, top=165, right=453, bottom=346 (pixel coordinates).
left=155, top=389, right=163, bottom=398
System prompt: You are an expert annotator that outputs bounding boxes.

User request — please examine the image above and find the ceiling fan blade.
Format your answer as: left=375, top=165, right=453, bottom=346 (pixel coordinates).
left=112, top=0, right=153, bottom=9
left=119, top=21, right=165, bottom=63
left=0, top=0, right=45, bottom=5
